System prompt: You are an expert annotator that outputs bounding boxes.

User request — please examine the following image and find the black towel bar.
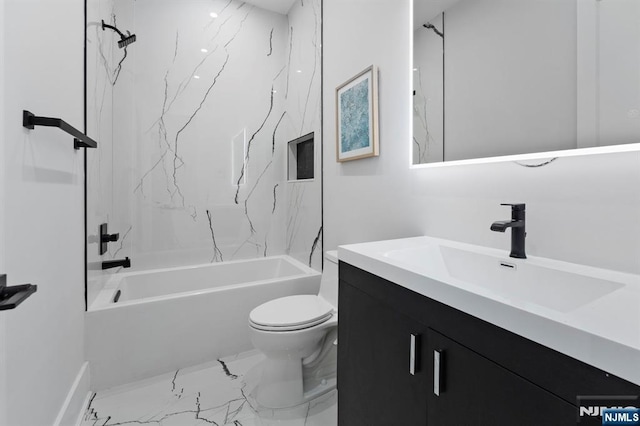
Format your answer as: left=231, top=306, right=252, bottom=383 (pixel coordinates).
left=0, top=274, right=38, bottom=311
left=22, top=110, right=98, bottom=149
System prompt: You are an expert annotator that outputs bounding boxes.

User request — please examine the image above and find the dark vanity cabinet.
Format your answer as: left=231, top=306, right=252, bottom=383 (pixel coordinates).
left=337, top=261, right=640, bottom=426
left=425, top=329, right=574, bottom=425
left=338, top=281, right=428, bottom=425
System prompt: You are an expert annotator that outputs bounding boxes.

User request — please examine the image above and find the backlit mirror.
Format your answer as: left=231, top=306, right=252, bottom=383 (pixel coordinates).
left=413, top=0, right=640, bottom=165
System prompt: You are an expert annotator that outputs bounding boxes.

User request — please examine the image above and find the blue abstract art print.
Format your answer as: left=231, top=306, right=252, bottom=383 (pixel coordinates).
left=336, top=65, right=379, bottom=161
left=340, top=79, right=370, bottom=152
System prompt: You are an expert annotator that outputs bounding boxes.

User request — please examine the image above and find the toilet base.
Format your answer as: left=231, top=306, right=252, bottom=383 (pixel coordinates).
left=255, top=355, right=304, bottom=408
left=245, top=345, right=337, bottom=409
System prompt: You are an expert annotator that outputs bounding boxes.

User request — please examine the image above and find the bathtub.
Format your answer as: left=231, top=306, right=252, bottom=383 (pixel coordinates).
left=85, top=255, right=321, bottom=390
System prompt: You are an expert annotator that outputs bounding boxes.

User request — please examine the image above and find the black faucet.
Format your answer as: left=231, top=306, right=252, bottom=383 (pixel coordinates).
left=102, top=257, right=131, bottom=270
left=490, top=203, right=526, bottom=259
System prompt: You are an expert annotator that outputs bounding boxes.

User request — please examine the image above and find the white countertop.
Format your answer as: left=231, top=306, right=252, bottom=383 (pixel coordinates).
left=338, top=236, right=640, bottom=386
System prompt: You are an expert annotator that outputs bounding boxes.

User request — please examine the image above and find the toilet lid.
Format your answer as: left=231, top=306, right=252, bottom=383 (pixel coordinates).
left=249, top=295, right=334, bottom=329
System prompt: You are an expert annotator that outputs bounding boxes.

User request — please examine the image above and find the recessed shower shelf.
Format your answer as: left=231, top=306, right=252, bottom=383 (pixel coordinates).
left=22, top=110, right=98, bottom=150
left=0, top=274, right=38, bottom=311
left=287, top=132, right=314, bottom=181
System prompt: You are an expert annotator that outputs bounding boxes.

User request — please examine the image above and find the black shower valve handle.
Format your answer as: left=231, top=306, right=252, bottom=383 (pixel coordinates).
left=99, top=223, right=119, bottom=255
left=101, top=233, right=120, bottom=243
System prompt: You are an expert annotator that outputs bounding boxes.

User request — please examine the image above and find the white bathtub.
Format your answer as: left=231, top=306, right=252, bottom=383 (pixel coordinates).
left=85, top=255, right=321, bottom=390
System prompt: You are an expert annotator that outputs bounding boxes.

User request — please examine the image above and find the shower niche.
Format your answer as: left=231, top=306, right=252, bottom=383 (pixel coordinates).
left=288, top=133, right=315, bottom=181
left=85, top=0, right=323, bottom=309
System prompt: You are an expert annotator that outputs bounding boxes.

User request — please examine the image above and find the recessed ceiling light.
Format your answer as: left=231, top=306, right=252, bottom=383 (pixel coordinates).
left=194, top=75, right=200, bottom=79
left=413, top=68, right=418, bottom=71
left=210, top=12, right=218, bottom=18
left=296, top=69, right=302, bottom=73
left=201, top=48, right=208, bottom=53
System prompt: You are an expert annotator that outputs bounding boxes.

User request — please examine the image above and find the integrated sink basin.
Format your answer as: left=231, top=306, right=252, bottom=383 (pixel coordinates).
left=339, top=235, right=640, bottom=387
left=384, top=242, right=625, bottom=313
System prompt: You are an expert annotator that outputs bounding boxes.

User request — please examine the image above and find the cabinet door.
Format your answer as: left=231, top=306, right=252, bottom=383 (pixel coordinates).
left=427, top=329, right=575, bottom=426
left=338, top=282, right=428, bottom=426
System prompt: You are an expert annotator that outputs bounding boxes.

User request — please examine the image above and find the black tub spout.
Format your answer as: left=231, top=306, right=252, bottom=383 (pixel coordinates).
left=102, top=257, right=131, bottom=270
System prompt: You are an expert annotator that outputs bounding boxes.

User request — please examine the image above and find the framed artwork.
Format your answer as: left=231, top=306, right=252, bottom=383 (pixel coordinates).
left=336, top=65, right=379, bottom=162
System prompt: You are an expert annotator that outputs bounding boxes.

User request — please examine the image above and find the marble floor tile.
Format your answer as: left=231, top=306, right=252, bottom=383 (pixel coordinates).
left=80, top=350, right=337, bottom=426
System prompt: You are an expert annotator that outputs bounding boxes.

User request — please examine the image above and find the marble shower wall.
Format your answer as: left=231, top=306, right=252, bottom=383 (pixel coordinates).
left=281, top=0, right=323, bottom=271
left=132, top=0, right=289, bottom=268
left=87, top=0, right=322, bottom=305
left=86, top=0, right=136, bottom=305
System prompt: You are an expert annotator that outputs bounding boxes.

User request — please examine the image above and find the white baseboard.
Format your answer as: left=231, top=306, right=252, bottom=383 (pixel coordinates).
left=53, top=362, right=90, bottom=426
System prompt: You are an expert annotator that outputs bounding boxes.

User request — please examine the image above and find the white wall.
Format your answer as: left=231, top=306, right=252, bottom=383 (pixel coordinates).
left=324, top=0, right=640, bottom=275
left=2, top=0, right=86, bottom=424
left=324, top=0, right=417, bottom=252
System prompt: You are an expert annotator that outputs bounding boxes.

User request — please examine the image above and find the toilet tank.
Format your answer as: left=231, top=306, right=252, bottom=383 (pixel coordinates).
left=319, top=250, right=339, bottom=308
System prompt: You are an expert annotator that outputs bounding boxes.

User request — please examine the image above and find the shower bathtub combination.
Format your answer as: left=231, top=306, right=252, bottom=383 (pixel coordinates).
left=86, top=255, right=321, bottom=390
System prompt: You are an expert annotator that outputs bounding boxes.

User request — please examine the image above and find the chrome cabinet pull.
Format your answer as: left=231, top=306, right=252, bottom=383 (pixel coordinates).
left=410, top=334, right=417, bottom=375
left=434, top=349, right=442, bottom=396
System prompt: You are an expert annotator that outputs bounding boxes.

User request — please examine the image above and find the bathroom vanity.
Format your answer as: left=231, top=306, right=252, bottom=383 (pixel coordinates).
left=337, top=237, right=640, bottom=425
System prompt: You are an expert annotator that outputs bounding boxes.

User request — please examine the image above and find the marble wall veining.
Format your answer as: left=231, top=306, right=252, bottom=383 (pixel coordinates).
left=132, top=0, right=289, bottom=265
left=87, top=0, right=322, bottom=305
left=282, top=0, right=323, bottom=271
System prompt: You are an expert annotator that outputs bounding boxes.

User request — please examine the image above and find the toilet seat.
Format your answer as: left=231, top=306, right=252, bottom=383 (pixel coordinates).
left=249, top=295, right=334, bottom=332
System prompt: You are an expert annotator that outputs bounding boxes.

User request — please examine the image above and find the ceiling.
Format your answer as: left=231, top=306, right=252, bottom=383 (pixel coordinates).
left=242, top=0, right=298, bottom=15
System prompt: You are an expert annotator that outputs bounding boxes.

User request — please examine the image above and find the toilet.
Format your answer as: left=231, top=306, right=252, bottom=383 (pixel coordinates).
left=248, top=251, right=339, bottom=409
